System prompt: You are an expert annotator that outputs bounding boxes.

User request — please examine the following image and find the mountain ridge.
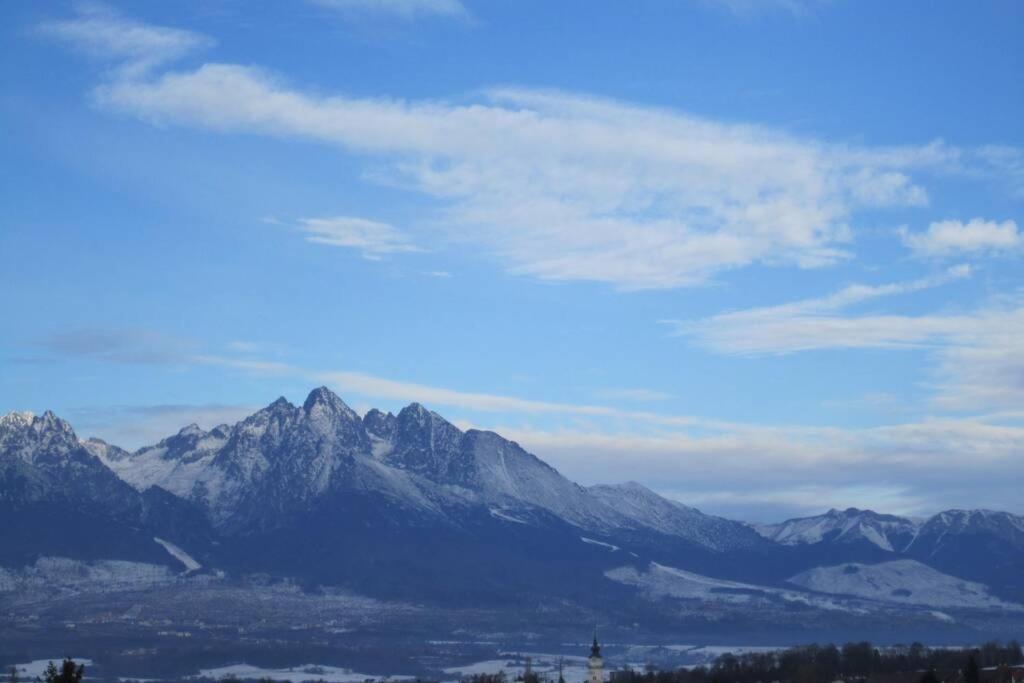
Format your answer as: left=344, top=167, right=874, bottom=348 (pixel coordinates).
left=3, top=387, right=1024, bottom=628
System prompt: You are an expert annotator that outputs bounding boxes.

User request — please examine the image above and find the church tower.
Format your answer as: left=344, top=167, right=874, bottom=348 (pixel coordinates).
left=587, top=631, right=603, bottom=683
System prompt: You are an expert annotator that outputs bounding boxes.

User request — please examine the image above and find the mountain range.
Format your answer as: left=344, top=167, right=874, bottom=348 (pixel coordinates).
left=2, top=387, right=1024, bottom=643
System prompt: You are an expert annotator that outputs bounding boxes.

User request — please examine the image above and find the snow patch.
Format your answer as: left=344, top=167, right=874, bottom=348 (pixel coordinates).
left=756, top=509, right=918, bottom=551
left=580, top=536, right=620, bottom=551
left=0, top=558, right=184, bottom=593
left=369, top=434, right=395, bottom=459
left=606, top=562, right=847, bottom=610
left=154, top=537, right=202, bottom=572
left=490, top=508, right=527, bottom=524
left=197, top=663, right=412, bottom=683
left=788, top=560, right=1021, bottom=610
left=444, top=653, right=593, bottom=683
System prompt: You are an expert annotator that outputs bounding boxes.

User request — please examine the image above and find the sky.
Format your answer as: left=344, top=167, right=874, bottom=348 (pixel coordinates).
left=1, top=0, right=1022, bottom=523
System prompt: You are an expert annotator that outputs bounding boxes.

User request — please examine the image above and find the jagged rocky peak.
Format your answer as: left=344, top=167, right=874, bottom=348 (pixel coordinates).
left=921, top=508, right=1024, bottom=538
left=394, top=403, right=464, bottom=450
left=363, top=408, right=396, bottom=440
left=755, top=506, right=920, bottom=552
left=828, top=507, right=876, bottom=517
left=82, top=437, right=132, bottom=462
left=237, top=396, right=296, bottom=432
left=35, top=410, right=77, bottom=435
left=264, top=396, right=296, bottom=414
left=144, top=420, right=225, bottom=461
left=298, top=387, right=369, bottom=455
left=178, top=423, right=207, bottom=438
left=400, top=401, right=429, bottom=418
left=302, top=386, right=359, bottom=419
left=395, top=402, right=461, bottom=437
left=0, top=410, right=35, bottom=430
left=384, top=402, right=468, bottom=478
left=0, top=409, right=79, bottom=457
left=210, top=424, right=232, bottom=439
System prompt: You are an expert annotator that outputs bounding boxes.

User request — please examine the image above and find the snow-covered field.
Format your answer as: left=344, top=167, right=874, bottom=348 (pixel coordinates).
left=607, top=558, right=1023, bottom=613
left=444, top=653, right=594, bottom=683
left=196, top=664, right=413, bottom=683
left=787, top=560, right=1022, bottom=610
left=605, top=562, right=847, bottom=611
left=0, top=558, right=180, bottom=593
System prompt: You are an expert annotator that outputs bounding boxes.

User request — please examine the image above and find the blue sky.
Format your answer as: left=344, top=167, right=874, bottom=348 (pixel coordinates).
left=1, top=0, right=1022, bottom=522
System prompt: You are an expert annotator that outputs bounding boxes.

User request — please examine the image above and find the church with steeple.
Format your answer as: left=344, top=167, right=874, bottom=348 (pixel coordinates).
left=587, top=632, right=604, bottom=683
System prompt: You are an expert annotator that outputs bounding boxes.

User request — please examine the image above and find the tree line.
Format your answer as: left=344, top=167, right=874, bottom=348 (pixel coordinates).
left=607, top=641, right=1023, bottom=683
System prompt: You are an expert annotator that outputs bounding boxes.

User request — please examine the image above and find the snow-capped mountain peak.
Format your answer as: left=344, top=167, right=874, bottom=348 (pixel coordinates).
left=302, top=386, right=360, bottom=421
left=178, top=423, right=207, bottom=438
left=0, top=410, right=35, bottom=429
left=1, top=393, right=783, bottom=554
left=0, top=409, right=80, bottom=464
left=755, top=507, right=920, bottom=552
left=6, top=391, right=1024, bottom=620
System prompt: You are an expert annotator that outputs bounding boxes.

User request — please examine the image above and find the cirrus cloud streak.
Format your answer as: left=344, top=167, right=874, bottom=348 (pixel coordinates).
left=40, top=7, right=987, bottom=290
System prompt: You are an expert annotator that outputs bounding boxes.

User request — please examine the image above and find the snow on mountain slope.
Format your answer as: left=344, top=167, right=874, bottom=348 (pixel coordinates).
left=607, top=562, right=760, bottom=603
left=589, top=482, right=763, bottom=551
left=909, top=509, right=1024, bottom=552
left=91, top=424, right=227, bottom=504
left=755, top=508, right=920, bottom=552
left=0, top=398, right=887, bottom=558
left=605, top=562, right=845, bottom=610
left=1, top=410, right=80, bottom=465
left=154, top=537, right=202, bottom=572
left=3, top=392, right=770, bottom=554
left=0, top=411, right=145, bottom=515
left=376, top=411, right=762, bottom=551
left=369, top=404, right=612, bottom=529
left=788, top=560, right=1021, bottom=610
left=457, top=428, right=606, bottom=526
left=89, top=389, right=440, bottom=528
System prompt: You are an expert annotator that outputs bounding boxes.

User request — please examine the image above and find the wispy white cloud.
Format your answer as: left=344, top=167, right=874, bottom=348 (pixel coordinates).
left=668, top=267, right=1024, bottom=412
left=32, top=9, right=1024, bottom=519
left=700, top=0, right=831, bottom=17
left=593, top=388, right=675, bottom=402
left=493, top=417, right=1024, bottom=520
left=683, top=310, right=975, bottom=354
left=316, top=370, right=702, bottom=426
left=90, top=65, right=951, bottom=289
left=37, top=3, right=212, bottom=78
left=299, top=216, right=421, bottom=259
left=41, top=10, right=988, bottom=290
left=309, top=0, right=468, bottom=20
left=191, top=355, right=297, bottom=375
left=899, top=218, right=1021, bottom=259
left=665, top=265, right=972, bottom=353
